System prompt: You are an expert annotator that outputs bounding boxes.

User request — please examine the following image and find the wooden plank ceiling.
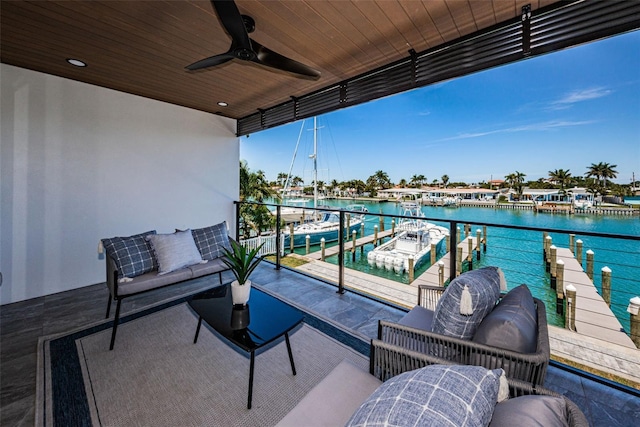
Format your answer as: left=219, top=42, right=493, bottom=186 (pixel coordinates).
left=1, top=0, right=557, bottom=121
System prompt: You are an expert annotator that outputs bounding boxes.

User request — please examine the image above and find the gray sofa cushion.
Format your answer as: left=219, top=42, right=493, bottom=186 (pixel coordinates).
left=431, top=267, right=502, bottom=340
left=472, top=284, right=538, bottom=353
left=489, top=395, right=568, bottom=427
left=275, top=360, right=381, bottom=427
left=116, top=267, right=193, bottom=296
left=346, top=365, right=502, bottom=427
left=102, top=230, right=157, bottom=278
left=146, top=230, right=203, bottom=275
left=398, top=304, right=435, bottom=331
left=188, top=257, right=229, bottom=278
left=192, top=222, right=232, bottom=260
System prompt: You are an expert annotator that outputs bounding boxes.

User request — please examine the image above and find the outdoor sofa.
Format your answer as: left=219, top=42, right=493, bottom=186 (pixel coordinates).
left=378, top=266, right=550, bottom=386
left=102, top=221, right=232, bottom=350
left=277, top=339, right=587, bottom=427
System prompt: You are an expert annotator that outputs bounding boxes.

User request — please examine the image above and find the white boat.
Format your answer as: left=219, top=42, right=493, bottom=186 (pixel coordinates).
left=573, top=197, right=593, bottom=210
left=277, top=198, right=317, bottom=224
left=367, top=204, right=449, bottom=273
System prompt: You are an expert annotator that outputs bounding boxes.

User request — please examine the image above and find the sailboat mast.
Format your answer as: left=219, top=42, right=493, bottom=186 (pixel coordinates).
left=313, top=116, right=318, bottom=209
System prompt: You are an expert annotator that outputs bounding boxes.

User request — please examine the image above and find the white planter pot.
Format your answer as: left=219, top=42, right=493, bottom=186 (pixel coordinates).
left=231, top=279, right=251, bottom=306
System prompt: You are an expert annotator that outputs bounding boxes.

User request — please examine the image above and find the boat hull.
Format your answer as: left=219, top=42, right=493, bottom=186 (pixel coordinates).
left=284, top=222, right=362, bottom=248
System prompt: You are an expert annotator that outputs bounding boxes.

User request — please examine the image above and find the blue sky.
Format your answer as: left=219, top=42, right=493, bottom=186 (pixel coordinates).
left=240, top=30, right=640, bottom=186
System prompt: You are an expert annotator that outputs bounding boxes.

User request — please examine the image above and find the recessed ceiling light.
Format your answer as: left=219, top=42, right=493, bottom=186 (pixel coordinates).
left=66, top=58, right=87, bottom=67
left=217, top=102, right=228, bottom=107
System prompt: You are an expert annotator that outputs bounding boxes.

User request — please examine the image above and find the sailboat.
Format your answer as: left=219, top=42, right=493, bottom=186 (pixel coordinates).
left=282, top=117, right=364, bottom=248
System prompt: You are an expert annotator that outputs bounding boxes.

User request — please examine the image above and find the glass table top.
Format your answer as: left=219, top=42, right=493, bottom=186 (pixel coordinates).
left=188, top=284, right=304, bottom=352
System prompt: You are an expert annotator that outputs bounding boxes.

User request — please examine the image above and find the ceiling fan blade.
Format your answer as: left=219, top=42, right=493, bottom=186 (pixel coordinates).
left=211, top=0, right=251, bottom=50
left=251, top=39, right=321, bottom=79
left=186, top=52, right=234, bottom=71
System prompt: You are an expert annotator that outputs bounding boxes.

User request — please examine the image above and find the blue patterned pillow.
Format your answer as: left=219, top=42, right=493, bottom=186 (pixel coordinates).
left=102, top=230, right=157, bottom=278
left=431, top=267, right=503, bottom=340
left=191, top=222, right=231, bottom=260
left=346, top=365, right=502, bottom=427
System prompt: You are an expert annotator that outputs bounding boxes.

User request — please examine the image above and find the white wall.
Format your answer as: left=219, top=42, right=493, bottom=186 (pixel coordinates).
left=0, top=64, right=239, bottom=304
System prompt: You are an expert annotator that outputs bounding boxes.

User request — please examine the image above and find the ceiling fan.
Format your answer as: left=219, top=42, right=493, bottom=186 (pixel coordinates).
left=186, top=0, right=321, bottom=79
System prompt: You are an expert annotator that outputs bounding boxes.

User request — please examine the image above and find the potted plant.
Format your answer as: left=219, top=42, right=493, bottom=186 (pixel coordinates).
left=222, top=240, right=264, bottom=306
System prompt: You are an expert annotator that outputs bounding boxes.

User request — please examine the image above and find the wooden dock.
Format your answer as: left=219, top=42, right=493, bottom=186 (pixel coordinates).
left=413, top=236, right=479, bottom=287
left=555, top=247, right=635, bottom=348
left=306, top=229, right=395, bottom=260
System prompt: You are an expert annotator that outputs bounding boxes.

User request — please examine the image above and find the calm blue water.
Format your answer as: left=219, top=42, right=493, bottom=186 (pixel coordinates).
left=278, top=199, right=640, bottom=331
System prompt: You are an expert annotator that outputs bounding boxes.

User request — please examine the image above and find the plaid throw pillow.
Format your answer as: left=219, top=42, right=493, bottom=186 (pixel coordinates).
left=102, top=230, right=157, bottom=278
left=191, top=222, right=231, bottom=260
left=431, top=266, right=502, bottom=340
left=346, top=365, right=502, bottom=427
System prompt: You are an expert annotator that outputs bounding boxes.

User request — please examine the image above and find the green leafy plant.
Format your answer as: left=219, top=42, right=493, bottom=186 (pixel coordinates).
left=222, top=240, right=264, bottom=285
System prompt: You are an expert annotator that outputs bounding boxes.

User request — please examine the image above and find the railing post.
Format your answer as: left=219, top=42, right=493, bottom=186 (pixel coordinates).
left=482, top=226, right=487, bottom=253
left=628, top=297, right=640, bottom=348
left=337, top=210, right=345, bottom=294
left=565, top=284, right=577, bottom=331
left=449, top=221, right=458, bottom=282
left=601, top=266, right=611, bottom=306
left=275, top=205, right=282, bottom=270
left=586, top=250, right=594, bottom=280
left=352, top=230, right=357, bottom=261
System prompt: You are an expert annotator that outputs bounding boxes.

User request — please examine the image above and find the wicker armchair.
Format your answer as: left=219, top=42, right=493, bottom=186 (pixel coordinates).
left=378, top=284, right=551, bottom=386
left=369, top=339, right=588, bottom=427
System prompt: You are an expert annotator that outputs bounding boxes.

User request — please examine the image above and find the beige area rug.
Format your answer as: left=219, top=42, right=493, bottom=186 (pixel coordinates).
left=54, top=303, right=368, bottom=426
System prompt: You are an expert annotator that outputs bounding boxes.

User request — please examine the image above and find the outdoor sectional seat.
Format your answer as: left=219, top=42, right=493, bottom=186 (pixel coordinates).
left=102, top=222, right=233, bottom=350
left=378, top=266, right=550, bottom=386
left=277, top=339, right=587, bottom=427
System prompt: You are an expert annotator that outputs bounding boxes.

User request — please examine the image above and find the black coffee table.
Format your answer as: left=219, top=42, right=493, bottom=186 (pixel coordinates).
left=188, top=284, right=304, bottom=409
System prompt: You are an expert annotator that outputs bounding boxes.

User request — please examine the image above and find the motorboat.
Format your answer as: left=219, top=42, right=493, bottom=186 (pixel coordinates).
left=367, top=204, right=448, bottom=273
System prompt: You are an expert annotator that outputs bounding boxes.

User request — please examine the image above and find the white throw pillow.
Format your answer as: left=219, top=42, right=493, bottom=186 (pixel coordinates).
left=146, top=230, right=203, bottom=275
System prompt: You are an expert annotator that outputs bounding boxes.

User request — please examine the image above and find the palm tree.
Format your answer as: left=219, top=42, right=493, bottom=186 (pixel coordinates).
left=371, top=170, right=392, bottom=189
left=441, top=174, right=450, bottom=188
left=505, top=171, right=526, bottom=200
left=586, top=162, right=617, bottom=189
left=398, top=178, right=407, bottom=187
left=239, top=161, right=279, bottom=238
left=548, top=169, right=572, bottom=193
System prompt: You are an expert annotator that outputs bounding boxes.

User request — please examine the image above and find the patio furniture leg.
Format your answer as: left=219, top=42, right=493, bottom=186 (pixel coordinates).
left=105, top=295, right=112, bottom=319
left=193, top=316, right=203, bottom=344
left=109, top=299, right=122, bottom=351
left=248, top=351, right=255, bottom=409
left=285, top=332, right=296, bottom=375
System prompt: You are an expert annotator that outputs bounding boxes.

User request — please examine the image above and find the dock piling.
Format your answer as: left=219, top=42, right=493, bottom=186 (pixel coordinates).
left=476, top=229, right=481, bottom=260
left=542, top=232, right=548, bottom=258
left=379, top=214, right=384, bottom=232
left=586, top=250, right=594, bottom=280
left=456, top=246, right=463, bottom=276
left=305, top=235, right=310, bottom=254
left=550, top=245, right=557, bottom=289
left=456, top=227, right=461, bottom=244
left=289, top=223, right=295, bottom=253
left=408, top=256, right=415, bottom=283
left=391, top=219, right=395, bottom=237
left=569, top=234, right=575, bottom=254
left=374, top=225, right=379, bottom=247
left=438, top=261, right=445, bottom=286
left=467, top=237, right=473, bottom=270
left=628, top=297, right=640, bottom=348
left=352, top=230, right=357, bottom=261
left=602, top=266, right=611, bottom=306
left=556, top=259, right=564, bottom=314
left=320, top=238, right=326, bottom=261
left=545, top=236, right=552, bottom=272
left=430, top=243, right=436, bottom=264
left=576, top=240, right=583, bottom=265
left=482, top=226, right=487, bottom=253
left=565, top=284, right=577, bottom=331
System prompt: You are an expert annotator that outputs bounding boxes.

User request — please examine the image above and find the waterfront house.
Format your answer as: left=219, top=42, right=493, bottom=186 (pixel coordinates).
left=2, top=1, right=639, bottom=425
